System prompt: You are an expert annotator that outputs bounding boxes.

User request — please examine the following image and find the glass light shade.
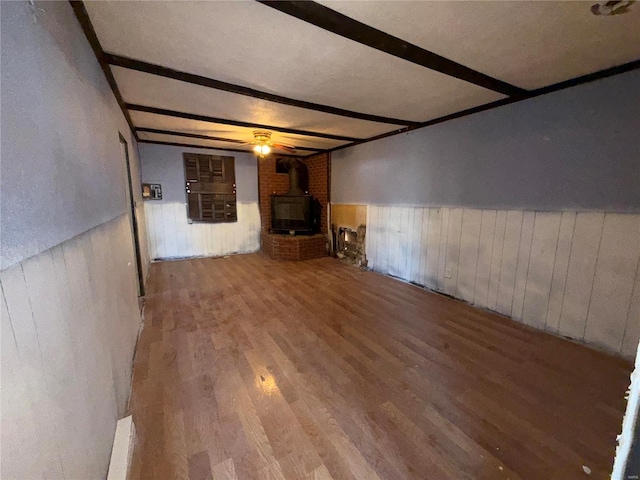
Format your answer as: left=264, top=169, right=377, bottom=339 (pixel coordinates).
left=254, top=145, right=271, bottom=155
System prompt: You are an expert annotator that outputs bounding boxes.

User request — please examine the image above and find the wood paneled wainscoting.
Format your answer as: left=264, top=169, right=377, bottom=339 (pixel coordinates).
left=1, top=214, right=143, bottom=478
left=129, top=253, right=631, bottom=480
left=143, top=201, right=261, bottom=260
left=365, top=206, right=640, bottom=359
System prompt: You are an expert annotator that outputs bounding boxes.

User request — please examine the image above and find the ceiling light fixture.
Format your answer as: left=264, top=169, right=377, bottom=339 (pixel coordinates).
left=252, top=131, right=273, bottom=158
left=244, top=130, right=297, bottom=157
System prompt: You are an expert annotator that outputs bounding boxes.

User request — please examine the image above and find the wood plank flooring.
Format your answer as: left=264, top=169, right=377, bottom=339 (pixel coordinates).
left=128, top=253, right=632, bottom=480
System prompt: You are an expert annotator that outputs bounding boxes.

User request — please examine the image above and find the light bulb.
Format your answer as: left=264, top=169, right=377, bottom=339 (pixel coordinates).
left=253, top=145, right=271, bottom=155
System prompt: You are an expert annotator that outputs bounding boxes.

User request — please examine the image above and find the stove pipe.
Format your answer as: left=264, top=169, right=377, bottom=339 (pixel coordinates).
left=278, top=157, right=305, bottom=195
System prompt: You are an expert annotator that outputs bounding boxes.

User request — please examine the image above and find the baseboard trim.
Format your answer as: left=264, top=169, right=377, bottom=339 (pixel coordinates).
left=107, top=416, right=135, bottom=480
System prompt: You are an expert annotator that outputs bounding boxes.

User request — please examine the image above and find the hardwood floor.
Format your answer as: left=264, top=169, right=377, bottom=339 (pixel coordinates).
left=128, top=253, right=632, bottom=480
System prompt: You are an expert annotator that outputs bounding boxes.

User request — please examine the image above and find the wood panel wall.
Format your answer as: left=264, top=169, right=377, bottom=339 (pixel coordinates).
left=365, top=205, right=640, bottom=358
left=135, top=202, right=150, bottom=285
left=1, top=214, right=142, bottom=478
left=144, top=202, right=261, bottom=260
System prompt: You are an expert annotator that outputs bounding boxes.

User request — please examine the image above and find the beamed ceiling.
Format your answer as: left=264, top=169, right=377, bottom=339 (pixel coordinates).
left=73, top=1, right=640, bottom=156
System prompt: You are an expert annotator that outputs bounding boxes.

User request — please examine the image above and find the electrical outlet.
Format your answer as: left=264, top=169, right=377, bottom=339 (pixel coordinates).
left=445, top=268, right=452, bottom=279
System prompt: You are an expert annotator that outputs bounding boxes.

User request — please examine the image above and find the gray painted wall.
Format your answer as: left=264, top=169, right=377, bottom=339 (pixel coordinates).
left=139, top=144, right=259, bottom=203
left=1, top=2, right=147, bottom=478
left=332, top=69, right=640, bottom=212
left=1, top=1, right=144, bottom=269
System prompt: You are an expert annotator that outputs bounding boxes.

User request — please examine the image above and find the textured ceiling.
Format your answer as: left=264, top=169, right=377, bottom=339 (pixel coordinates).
left=112, top=67, right=400, bottom=139
left=81, top=0, right=640, bottom=155
left=319, top=1, right=640, bottom=90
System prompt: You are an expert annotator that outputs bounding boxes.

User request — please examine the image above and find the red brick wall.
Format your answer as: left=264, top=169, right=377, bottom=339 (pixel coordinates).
left=261, top=233, right=327, bottom=261
left=258, top=156, right=290, bottom=233
left=302, top=153, right=329, bottom=235
left=258, top=153, right=330, bottom=234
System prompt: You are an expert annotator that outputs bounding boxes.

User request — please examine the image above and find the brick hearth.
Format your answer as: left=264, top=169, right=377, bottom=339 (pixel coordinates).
left=261, top=232, right=327, bottom=261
